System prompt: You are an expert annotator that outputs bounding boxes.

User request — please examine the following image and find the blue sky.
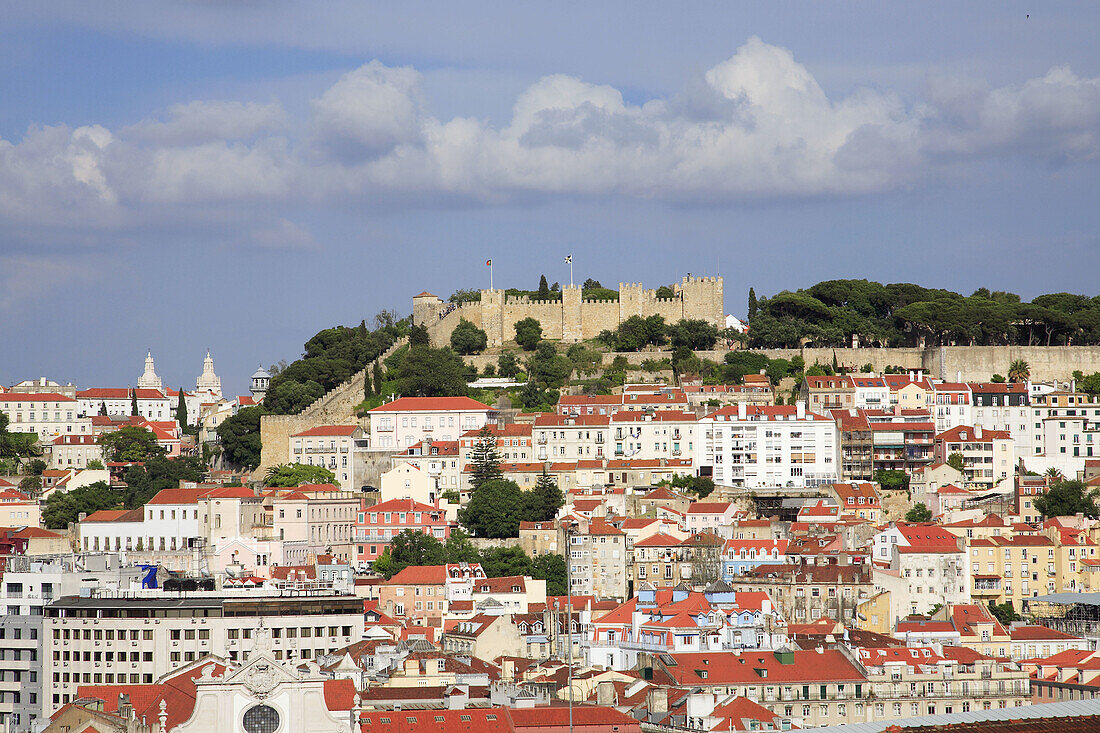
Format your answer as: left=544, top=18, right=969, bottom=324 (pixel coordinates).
left=2, top=2, right=1099, bottom=396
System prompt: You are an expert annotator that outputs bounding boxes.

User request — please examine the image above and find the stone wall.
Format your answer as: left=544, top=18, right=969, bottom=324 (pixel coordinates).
left=416, top=275, right=725, bottom=348
left=257, top=338, right=407, bottom=474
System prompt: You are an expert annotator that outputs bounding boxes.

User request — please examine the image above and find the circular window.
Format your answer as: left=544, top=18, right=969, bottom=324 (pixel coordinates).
left=243, top=704, right=280, bottom=733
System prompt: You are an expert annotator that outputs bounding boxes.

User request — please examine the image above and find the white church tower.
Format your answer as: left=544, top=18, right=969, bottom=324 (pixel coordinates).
left=137, top=351, right=163, bottom=391
left=195, top=350, right=223, bottom=398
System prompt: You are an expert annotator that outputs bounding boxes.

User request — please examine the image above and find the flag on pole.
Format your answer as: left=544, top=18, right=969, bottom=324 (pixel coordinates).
left=564, top=255, right=572, bottom=263
left=486, top=259, right=492, bottom=266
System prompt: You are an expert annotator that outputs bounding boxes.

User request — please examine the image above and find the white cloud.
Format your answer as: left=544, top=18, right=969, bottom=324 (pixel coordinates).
left=0, top=37, right=1099, bottom=236
left=125, top=100, right=287, bottom=146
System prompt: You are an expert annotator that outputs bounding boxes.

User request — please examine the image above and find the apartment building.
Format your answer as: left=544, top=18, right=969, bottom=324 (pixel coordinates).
left=740, top=563, right=873, bottom=624
left=354, top=497, right=451, bottom=563
left=266, top=485, right=359, bottom=562
left=43, top=591, right=365, bottom=716
left=871, top=523, right=970, bottom=625
left=45, top=434, right=103, bottom=470
left=533, top=414, right=610, bottom=462
left=0, top=393, right=89, bottom=442
left=697, top=403, right=839, bottom=488
left=931, top=382, right=973, bottom=433
left=609, top=411, right=697, bottom=461
left=389, top=440, right=462, bottom=496
left=935, top=425, right=1015, bottom=491
left=567, top=518, right=628, bottom=601
left=289, top=424, right=364, bottom=490
left=683, top=383, right=775, bottom=408
left=75, top=388, right=172, bottom=422
left=367, top=396, right=493, bottom=450
left=459, top=423, right=534, bottom=464
left=378, top=562, right=486, bottom=624
left=0, top=557, right=63, bottom=733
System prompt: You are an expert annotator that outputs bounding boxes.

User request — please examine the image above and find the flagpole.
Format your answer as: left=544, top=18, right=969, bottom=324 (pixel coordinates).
left=569, top=259, right=573, bottom=288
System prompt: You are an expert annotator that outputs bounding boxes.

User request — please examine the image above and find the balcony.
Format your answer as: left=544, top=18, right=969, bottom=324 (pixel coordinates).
left=374, top=424, right=393, bottom=432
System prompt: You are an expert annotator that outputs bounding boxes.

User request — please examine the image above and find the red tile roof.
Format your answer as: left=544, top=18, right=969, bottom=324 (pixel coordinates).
left=369, top=397, right=491, bottom=412
left=0, top=392, right=75, bottom=402
left=387, top=565, right=447, bottom=585
left=656, top=650, right=864, bottom=685
left=292, top=424, right=360, bottom=437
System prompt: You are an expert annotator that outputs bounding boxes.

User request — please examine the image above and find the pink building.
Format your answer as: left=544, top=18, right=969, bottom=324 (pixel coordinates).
left=355, top=498, right=452, bottom=563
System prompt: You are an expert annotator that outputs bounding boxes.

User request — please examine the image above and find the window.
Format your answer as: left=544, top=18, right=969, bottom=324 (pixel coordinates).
left=243, top=705, right=281, bottom=733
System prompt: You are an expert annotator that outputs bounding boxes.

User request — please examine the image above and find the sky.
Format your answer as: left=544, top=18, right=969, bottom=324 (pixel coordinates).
left=2, top=2, right=1099, bottom=397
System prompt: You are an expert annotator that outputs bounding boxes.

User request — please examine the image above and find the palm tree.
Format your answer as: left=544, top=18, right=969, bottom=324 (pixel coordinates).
left=1045, top=466, right=1064, bottom=483
left=1008, top=359, right=1030, bottom=383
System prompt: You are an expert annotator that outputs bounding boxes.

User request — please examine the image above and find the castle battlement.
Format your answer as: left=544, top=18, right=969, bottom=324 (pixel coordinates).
left=415, top=275, right=724, bottom=347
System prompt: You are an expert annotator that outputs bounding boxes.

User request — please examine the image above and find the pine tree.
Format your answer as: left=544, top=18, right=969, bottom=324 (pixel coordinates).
left=748, top=288, right=758, bottom=322
left=131, top=389, right=139, bottom=417
left=373, top=362, right=384, bottom=396
left=176, top=388, right=188, bottom=427
left=832, top=351, right=839, bottom=372
left=98, top=401, right=108, bottom=416
left=538, top=275, right=550, bottom=299
left=470, top=425, right=503, bottom=490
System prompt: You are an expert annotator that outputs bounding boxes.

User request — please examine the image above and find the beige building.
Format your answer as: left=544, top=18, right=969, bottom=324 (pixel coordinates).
left=266, top=485, right=359, bottom=563
left=46, top=434, right=103, bottom=470
left=533, top=414, right=610, bottom=462
left=568, top=518, right=628, bottom=600
left=289, top=424, right=364, bottom=490
left=935, top=425, right=1015, bottom=492
left=0, top=393, right=89, bottom=443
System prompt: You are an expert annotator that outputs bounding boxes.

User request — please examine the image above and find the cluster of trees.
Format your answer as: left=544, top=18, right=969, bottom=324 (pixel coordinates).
left=1033, top=479, right=1100, bottom=519
left=1075, top=370, right=1100, bottom=397
left=513, top=342, right=574, bottom=410
left=457, top=428, right=565, bottom=538
left=263, top=463, right=336, bottom=487
left=905, top=503, right=933, bottom=522
left=217, top=312, right=409, bottom=469
left=596, top=317, right=721, bottom=352
left=0, top=413, right=41, bottom=475
left=661, top=474, right=716, bottom=499
left=371, top=528, right=566, bottom=595
left=747, top=280, right=1100, bottom=348
left=450, top=319, right=488, bottom=355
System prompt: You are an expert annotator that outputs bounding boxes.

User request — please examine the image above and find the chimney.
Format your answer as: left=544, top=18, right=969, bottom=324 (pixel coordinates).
left=737, top=402, right=747, bottom=421
left=909, top=370, right=915, bottom=381
left=118, top=694, right=133, bottom=720
left=796, top=401, right=806, bottom=420
left=957, top=371, right=962, bottom=383
left=597, top=680, right=616, bottom=706
left=648, top=687, right=668, bottom=714
left=975, top=426, right=982, bottom=439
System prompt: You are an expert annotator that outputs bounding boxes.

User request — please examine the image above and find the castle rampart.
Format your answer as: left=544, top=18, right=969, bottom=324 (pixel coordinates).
left=415, top=276, right=724, bottom=347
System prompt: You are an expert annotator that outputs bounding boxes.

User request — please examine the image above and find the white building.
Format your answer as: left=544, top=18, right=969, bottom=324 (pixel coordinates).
left=136, top=350, right=163, bottom=390
left=696, top=403, right=840, bottom=488
left=0, top=393, right=89, bottom=442
left=76, top=387, right=172, bottom=421
left=871, top=522, right=970, bottom=626
left=43, top=591, right=366, bottom=716
left=609, top=410, right=697, bottom=461
left=289, top=425, right=364, bottom=490
left=46, top=434, right=103, bottom=470
left=532, top=413, right=610, bottom=462
left=194, top=350, right=222, bottom=398
left=367, top=396, right=493, bottom=450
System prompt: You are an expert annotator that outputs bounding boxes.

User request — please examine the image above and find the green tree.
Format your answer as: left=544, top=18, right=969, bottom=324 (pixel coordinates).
left=99, top=427, right=165, bottom=462
left=990, top=373, right=1006, bottom=383
left=121, top=455, right=206, bottom=508
left=582, top=278, right=602, bottom=290
left=442, top=528, right=482, bottom=564
left=19, top=476, right=42, bottom=495
left=388, top=529, right=445, bottom=572
left=668, top=319, right=719, bottom=350
left=216, top=406, right=264, bottom=470
left=538, top=275, right=551, bottom=299
left=1034, top=480, right=1100, bottom=519
left=408, top=324, right=431, bottom=348
left=175, top=388, right=188, bottom=427
left=372, top=361, right=385, bottom=396
left=450, top=319, right=488, bottom=355
left=667, top=474, right=715, bottom=499
left=988, top=600, right=1021, bottom=625
left=131, top=389, right=139, bottom=416
left=98, top=401, right=108, bottom=416
left=1008, top=359, right=1030, bottom=383
left=263, top=463, right=336, bottom=488
left=528, top=342, right=573, bottom=389
left=875, top=469, right=910, bottom=492
left=655, top=285, right=676, bottom=300
left=946, top=452, right=965, bottom=473
left=514, top=318, right=543, bottom=351
left=498, top=351, right=520, bottom=378
left=86, top=459, right=105, bottom=470
left=748, top=287, right=757, bottom=322
left=42, top=480, right=120, bottom=529
left=469, top=426, right=503, bottom=490
left=389, top=347, right=468, bottom=397
left=905, top=503, right=933, bottom=522
left=525, top=471, right=564, bottom=521
left=458, top=479, right=526, bottom=538
left=532, top=553, right=567, bottom=595
left=479, top=546, right=535, bottom=577
left=25, top=459, right=47, bottom=476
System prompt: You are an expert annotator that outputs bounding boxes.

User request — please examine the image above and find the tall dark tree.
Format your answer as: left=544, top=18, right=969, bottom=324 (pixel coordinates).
left=98, top=401, right=108, bottom=416
left=372, top=361, right=385, bottom=396
left=175, top=388, right=188, bottom=427
left=408, top=324, right=431, bottom=349
left=130, top=389, right=140, bottom=416
left=538, top=275, right=551, bottom=299
left=748, top=287, right=758, bottom=322
left=526, top=471, right=564, bottom=521
left=470, top=426, right=503, bottom=490
left=458, top=479, right=525, bottom=538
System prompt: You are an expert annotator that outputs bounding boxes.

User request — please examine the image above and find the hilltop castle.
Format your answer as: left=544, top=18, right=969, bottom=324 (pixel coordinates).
left=414, top=275, right=724, bottom=348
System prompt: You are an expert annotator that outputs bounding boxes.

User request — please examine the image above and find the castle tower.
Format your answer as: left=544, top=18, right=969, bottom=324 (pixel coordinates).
left=677, top=275, right=724, bottom=325
left=196, top=350, right=222, bottom=398
left=137, top=351, right=163, bottom=391
left=250, top=365, right=271, bottom=402
left=412, top=291, right=443, bottom=327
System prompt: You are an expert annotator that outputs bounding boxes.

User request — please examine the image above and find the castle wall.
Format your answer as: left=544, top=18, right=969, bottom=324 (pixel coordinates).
left=414, top=275, right=726, bottom=348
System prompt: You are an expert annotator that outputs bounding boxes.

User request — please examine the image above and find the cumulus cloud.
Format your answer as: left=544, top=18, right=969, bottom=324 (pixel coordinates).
left=125, top=100, right=287, bottom=146
left=1, top=36, right=1099, bottom=234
